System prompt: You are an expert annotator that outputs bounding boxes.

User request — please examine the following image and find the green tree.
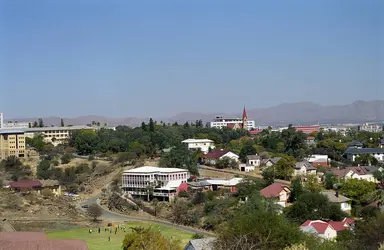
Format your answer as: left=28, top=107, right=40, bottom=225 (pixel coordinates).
left=239, top=140, right=257, bottom=163
left=60, top=118, right=64, bottom=127
left=262, top=167, right=275, bottom=185
left=215, top=157, right=238, bottom=169
left=70, top=129, right=100, bottom=155
left=60, top=153, right=72, bottom=164
left=325, top=172, right=337, bottom=189
left=341, top=179, right=376, bottom=204
left=159, top=144, right=199, bottom=176
left=274, top=155, right=296, bottom=180
left=122, top=227, right=182, bottom=250
left=25, top=134, right=45, bottom=152
left=36, top=159, right=51, bottom=179
left=87, top=204, right=102, bottom=221
left=148, top=118, right=155, bottom=132
left=289, top=178, right=304, bottom=202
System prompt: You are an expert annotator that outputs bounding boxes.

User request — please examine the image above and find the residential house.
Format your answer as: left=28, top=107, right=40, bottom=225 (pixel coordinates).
left=246, top=155, right=261, bottom=166
left=293, top=161, right=317, bottom=176
left=9, top=180, right=42, bottom=192
left=260, top=183, right=291, bottom=207
left=321, top=191, right=351, bottom=212
left=0, top=232, right=89, bottom=250
left=39, top=179, right=62, bottom=196
left=181, top=139, right=215, bottom=154
left=188, top=178, right=243, bottom=193
left=249, top=129, right=263, bottom=136
left=184, top=237, right=216, bottom=250
left=305, top=154, right=330, bottom=168
left=201, top=150, right=239, bottom=165
left=306, top=136, right=316, bottom=145
left=344, top=147, right=384, bottom=162
left=300, top=218, right=354, bottom=240
left=347, top=140, right=363, bottom=149
left=330, top=166, right=382, bottom=183
left=262, top=157, right=282, bottom=167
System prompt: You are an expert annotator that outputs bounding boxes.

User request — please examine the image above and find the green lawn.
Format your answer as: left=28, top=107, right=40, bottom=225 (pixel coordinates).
left=46, top=221, right=193, bottom=250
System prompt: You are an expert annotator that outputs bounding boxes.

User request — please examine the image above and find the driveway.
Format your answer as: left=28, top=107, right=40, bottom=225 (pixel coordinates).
left=78, top=196, right=213, bottom=235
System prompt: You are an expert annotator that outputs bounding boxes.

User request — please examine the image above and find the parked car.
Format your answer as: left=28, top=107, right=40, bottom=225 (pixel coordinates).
left=81, top=204, right=90, bottom=208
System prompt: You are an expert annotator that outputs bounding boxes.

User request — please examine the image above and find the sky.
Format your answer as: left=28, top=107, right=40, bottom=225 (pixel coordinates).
left=0, top=0, right=383, bottom=118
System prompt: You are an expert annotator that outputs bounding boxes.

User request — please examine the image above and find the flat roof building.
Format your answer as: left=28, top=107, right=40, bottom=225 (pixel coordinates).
left=0, top=130, right=26, bottom=160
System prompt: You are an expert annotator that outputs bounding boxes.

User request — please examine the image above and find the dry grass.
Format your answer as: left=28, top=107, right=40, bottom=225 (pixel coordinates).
left=198, top=168, right=235, bottom=179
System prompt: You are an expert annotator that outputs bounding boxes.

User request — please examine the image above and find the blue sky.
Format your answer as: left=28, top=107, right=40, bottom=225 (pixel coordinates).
left=0, top=0, right=383, bottom=118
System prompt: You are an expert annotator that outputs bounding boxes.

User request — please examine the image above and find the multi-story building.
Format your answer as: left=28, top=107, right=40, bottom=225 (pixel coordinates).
left=2, top=121, right=30, bottom=129
left=210, top=107, right=256, bottom=130
left=0, top=113, right=3, bottom=129
left=0, top=130, right=26, bottom=160
left=182, top=138, right=215, bottom=153
left=358, top=123, right=383, bottom=132
left=121, top=166, right=190, bottom=202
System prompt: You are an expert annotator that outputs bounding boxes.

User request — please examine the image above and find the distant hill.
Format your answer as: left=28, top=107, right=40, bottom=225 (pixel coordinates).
left=6, top=100, right=384, bottom=127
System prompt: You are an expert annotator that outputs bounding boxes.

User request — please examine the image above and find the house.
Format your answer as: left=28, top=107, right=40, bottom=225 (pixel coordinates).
left=121, top=166, right=190, bottom=202
left=188, top=178, right=243, bottom=193
left=305, top=154, right=330, bottom=168
left=347, top=140, right=363, bottom=149
left=321, top=191, right=351, bottom=212
left=246, top=155, right=261, bottom=166
left=330, top=166, right=382, bottom=183
left=201, top=150, right=239, bottom=165
left=380, top=138, right=384, bottom=148
left=239, top=163, right=255, bottom=172
left=293, top=161, right=317, bottom=176
left=260, top=183, right=291, bottom=207
left=300, top=218, right=353, bottom=240
left=182, top=139, right=215, bottom=154
left=344, top=147, right=384, bottom=162
left=262, top=157, right=281, bottom=167
left=249, top=129, right=263, bottom=136
left=306, top=136, right=316, bottom=145
left=39, top=179, right=62, bottom=196
left=0, top=232, right=89, bottom=250
left=184, top=237, right=216, bottom=250
left=9, top=180, right=43, bottom=191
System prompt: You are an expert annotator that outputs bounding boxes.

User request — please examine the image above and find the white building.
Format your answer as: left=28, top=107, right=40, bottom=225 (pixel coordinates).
left=182, top=139, right=215, bottom=153
left=246, top=155, right=261, bottom=166
left=344, top=148, right=384, bottom=162
left=321, top=191, right=351, bottom=212
left=210, top=116, right=255, bottom=130
left=293, top=161, right=317, bottom=176
left=359, top=123, right=383, bottom=133
left=121, top=166, right=190, bottom=202
left=239, top=164, right=255, bottom=172
left=2, top=121, right=30, bottom=129
left=0, top=113, right=3, bottom=129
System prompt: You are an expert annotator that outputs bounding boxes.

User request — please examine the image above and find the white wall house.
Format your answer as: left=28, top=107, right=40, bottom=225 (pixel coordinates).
left=293, top=162, right=317, bottom=176
left=300, top=221, right=338, bottom=240
left=239, top=164, right=255, bottom=172
left=122, top=166, right=190, bottom=202
left=202, top=150, right=239, bottom=165
left=344, top=148, right=384, bottom=162
left=321, top=191, right=351, bottom=212
left=182, top=139, right=215, bottom=154
left=246, top=155, right=261, bottom=166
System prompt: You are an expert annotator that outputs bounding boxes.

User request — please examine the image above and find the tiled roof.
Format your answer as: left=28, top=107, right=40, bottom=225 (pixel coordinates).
left=247, top=155, right=260, bottom=160
left=260, top=183, right=289, bottom=198
left=321, top=191, right=350, bottom=203
left=342, top=217, right=355, bottom=225
left=345, top=147, right=384, bottom=154
left=202, top=150, right=230, bottom=159
left=294, top=161, right=316, bottom=170
left=9, top=180, right=42, bottom=189
left=250, top=129, right=263, bottom=135
left=306, top=136, right=315, bottom=140
left=330, top=166, right=379, bottom=178
left=301, top=220, right=329, bottom=234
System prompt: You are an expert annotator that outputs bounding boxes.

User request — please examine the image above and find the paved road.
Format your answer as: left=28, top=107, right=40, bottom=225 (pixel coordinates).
left=79, top=196, right=213, bottom=236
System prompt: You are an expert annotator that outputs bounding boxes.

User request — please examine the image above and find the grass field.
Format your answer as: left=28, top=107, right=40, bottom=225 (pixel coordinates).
left=46, top=221, right=194, bottom=250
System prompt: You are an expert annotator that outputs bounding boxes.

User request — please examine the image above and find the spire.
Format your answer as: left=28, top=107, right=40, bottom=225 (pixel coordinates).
left=242, top=106, right=247, bottom=120
left=242, top=106, right=248, bottom=130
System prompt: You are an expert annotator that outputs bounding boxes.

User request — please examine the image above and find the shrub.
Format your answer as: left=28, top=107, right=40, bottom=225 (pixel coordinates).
left=61, top=153, right=72, bottom=164
left=41, top=188, right=54, bottom=198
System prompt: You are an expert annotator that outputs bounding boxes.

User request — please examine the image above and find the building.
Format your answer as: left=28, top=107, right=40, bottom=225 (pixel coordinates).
left=321, top=191, right=351, bottom=212
left=344, top=147, right=384, bottom=162
left=184, top=237, right=216, bottom=250
left=347, top=140, right=363, bottom=149
left=182, top=139, right=215, bottom=154
left=238, top=163, right=255, bottom=172
left=295, top=125, right=320, bottom=134
left=188, top=178, right=243, bottom=193
left=260, top=183, right=291, bottom=207
left=39, top=179, right=62, bottom=196
left=0, top=112, right=3, bottom=129
left=121, top=166, right=190, bottom=202
left=305, top=154, right=329, bottom=168
left=380, top=138, right=384, bottom=148
left=201, top=149, right=239, bottom=165
left=2, top=121, right=30, bottom=129
left=246, top=155, right=261, bottom=166
left=358, top=123, right=383, bottom=132
left=293, top=161, right=317, bottom=176
left=262, top=157, right=282, bottom=167
left=330, top=166, right=382, bottom=183
left=0, top=232, right=88, bottom=250
left=210, top=107, right=255, bottom=130
left=21, top=126, right=95, bottom=146
left=0, top=130, right=26, bottom=160
left=300, top=218, right=354, bottom=240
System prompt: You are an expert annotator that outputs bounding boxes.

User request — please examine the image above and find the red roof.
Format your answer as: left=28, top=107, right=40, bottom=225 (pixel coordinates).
left=295, top=126, right=320, bottom=134
left=260, top=183, right=289, bottom=198
left=202, top=150, right=230, bottom=159
left=177, top=183, right=189, bottom=194
left=250, top=129, right=263, bottom=135
left=9, top=180, right=42, bottom=189
left=301, top=220, right=330, bottom=233
left=227, top=123, right=242, bottom=129
left=342, top=217, right=355, bottom=225
left=328, top=221, right=349, bottom=231
left=306, top=136, right=315, bottom=140
left=242, top=106, right=247, bottom=119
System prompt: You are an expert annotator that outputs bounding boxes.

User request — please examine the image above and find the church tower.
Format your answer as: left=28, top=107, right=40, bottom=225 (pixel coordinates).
left=242, top=106, right=248, bottom=130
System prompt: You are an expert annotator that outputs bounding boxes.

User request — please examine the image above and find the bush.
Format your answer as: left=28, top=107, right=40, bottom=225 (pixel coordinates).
left=61, top=153, right=72, bottom=164
left=88, top=155, right=95, bottom=161
left=41, top=188, right=54, bottom=198
left=191, top=233, right=205, bottom=239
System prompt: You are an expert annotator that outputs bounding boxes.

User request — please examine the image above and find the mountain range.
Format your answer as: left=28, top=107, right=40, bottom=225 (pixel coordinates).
left=6, top=100, right=384, bottom=127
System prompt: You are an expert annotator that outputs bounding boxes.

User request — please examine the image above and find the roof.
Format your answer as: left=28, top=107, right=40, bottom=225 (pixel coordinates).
left=202, top=150, right=230, bottom=159
left=9, top=180, right=42, bottom=189
left=156, top=180, right=184, bottom=190
left=380, top=138, right=384, bottom=145
left=123, top=166, right=188, bottom=174
left=242, top=106, right=247, bottom=119
left=347, top=140, right=363, bottom=147
left=250, top=129, right=263, bottom=135
left=182, top=139, right=213, bottom=144
left=301, top=220, right=330, bottom=234
left=188, top=180, right=212, bottom=187
left=294, top=161, right=316, bottom=170
left=330, top=166, right=379, bottom=178
left=0, top=239, right=89, bottom=250
left=321, top=191, right=350, bottom=203
left=247, top=155, right=260, bottom=160
left=0, top=130, right=25, bottom=135
left=186, top=237, right=216, bottom=250
left=21, top=126, right=94, bottom=132
left=306, top=136, right=315, bottom=140
left=226, top=123, right=243, bottom=129
left=260, top=183, right=290, bottom=198
left=0, top=232, right=46, bottom=241
left=39, top=179, right=60, bottom=187
left=342, top=217, right=355, bottom=225
left=345, top=148, right=384, bottom=154
left=188, top=178, right=243, bottom=187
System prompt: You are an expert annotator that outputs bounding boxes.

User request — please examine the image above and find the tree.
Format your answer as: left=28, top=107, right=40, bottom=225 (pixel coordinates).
left=289, top=178, right=304, bottom=202
left=239, top=140, right=257, bottom=163
left=36, top=159, right=51, bottom=179
left=355, top=154, right=379, bottom=166
left=285, top=192, right=347, bottom=224
left=70, top=129, right=100, bottom=155
left=38, top=118, right=44, bottom=127
left=60, top=153, right=72, bottom=164
left=87, top=204, right=102, bottom=221
left=325, top=172, right=337, bottom=190
left=159, top=144, right=199, bottom=176
left=122, top=227, right=182, bottom=250
left=274, top=155, right=296, bottom=180
left=41, top=188, right=54, bottom=198
left=341, top=179, right=376, bottom=204
left=3, top=156, right=32, bottom=181
left=262, top=167, right=275, bottom=185
left=215, top=157, right=238, bottom=169
left=303, top=174, right=323, bottom=193
left=149, top=118, right=155, bottom=132
left=60, top=118, right=64, bottom=127
left=26, top=134, right=45, bottom=152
